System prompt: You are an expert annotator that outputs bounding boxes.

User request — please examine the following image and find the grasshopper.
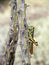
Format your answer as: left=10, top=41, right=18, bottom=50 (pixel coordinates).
left=28, top=26, right=38, bottom=54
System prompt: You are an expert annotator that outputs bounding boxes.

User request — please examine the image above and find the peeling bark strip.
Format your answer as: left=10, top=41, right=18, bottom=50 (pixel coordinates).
left=3, top=0, right=19, bottom=65
left=18, top=0, right=31, bottom=65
